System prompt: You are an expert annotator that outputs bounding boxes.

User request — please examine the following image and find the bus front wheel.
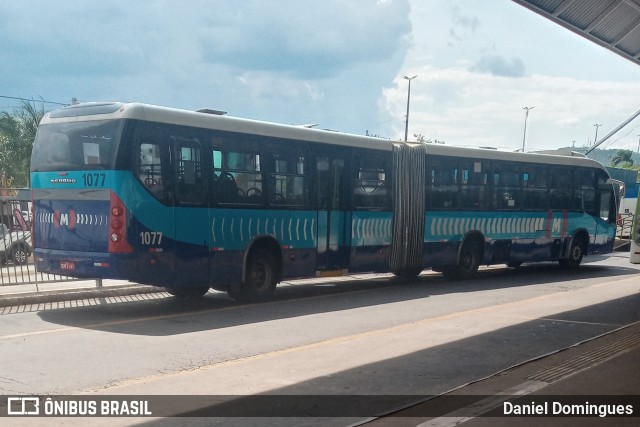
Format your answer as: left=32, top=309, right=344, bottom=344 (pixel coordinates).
left=559, top=237, right=586, bottom=268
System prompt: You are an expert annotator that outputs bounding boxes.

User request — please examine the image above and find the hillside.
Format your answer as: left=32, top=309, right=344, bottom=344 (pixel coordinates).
left=572, top=147, right=640, bottom=168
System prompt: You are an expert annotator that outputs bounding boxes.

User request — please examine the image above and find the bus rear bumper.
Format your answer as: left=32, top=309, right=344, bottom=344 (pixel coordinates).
left=34, top=249, right=137, bottom=279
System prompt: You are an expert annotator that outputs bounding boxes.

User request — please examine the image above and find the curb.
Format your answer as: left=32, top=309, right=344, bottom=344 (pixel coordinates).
left=0, top=285, right=165, bottom=308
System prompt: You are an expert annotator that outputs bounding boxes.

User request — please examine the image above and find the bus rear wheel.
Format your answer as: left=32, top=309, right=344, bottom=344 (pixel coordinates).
left=229, top=250, right=277, bottom=301
left=442, top=240, right=481, bottom=280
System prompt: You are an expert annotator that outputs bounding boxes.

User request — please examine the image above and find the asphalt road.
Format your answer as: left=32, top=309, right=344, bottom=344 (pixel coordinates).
left=1, top=252, right=638, bottom=426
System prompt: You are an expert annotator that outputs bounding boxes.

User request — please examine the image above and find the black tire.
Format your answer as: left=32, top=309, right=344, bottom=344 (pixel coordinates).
left=11, top=244, right=29, bottom=265
left=442, top=240, right=481, bottom=280
left=229, top=250, right=277, bottom=301
left=165, top=285, right=210, bottom=298
left=559, top=236, right=585, bottom=268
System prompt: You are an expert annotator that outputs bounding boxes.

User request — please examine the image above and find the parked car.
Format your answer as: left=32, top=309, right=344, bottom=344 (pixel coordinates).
left=0, top=224, right=32, bottom=265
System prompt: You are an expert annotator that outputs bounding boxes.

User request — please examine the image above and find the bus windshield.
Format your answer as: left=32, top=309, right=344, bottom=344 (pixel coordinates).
left=31, top=120, right=122, bottom=171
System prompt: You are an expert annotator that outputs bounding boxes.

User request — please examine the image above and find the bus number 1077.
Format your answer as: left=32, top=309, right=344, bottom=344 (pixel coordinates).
left=82, top=173, right=106, bottom=187
left=140, top=232, right=163, bottom=245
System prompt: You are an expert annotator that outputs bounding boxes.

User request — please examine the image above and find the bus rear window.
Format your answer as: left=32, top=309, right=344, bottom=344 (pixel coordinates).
left=31, top=120, right=121, bottom=171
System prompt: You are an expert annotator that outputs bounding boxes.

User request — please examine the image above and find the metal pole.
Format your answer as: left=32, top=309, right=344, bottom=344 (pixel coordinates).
left=585, top=108, right=640, bottom=155
left=403, top=75, right=417, bottom=141
left=522, top=106, right=535, bottom=152
left=593, top=124, right=602, bottom=147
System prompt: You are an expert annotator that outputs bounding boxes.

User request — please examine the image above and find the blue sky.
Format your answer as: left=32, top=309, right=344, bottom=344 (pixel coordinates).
left=2, top=0, right=640, bottom=153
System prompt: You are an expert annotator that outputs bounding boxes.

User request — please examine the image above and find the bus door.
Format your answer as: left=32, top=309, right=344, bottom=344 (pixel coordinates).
left=170, top=139, right=210, bottom=286
left=316, top=155, right=351, bottom=272
left=134, top=138, right=176, bottom=286
left=595, top=181, right=618, bottom=249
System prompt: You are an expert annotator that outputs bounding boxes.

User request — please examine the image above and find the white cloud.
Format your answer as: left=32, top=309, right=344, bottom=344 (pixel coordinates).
left=199, top=0, right=411, bottom=79
left=0, top=0, right=412, bottom=135
left=471, top=55, right=525, bottom=78
left=2, top=0, right=640, bottom=155
left=556, top=117, right=580, bottom=127
left=384, top=65, right=640, bottom=151
left=384, top=0, right=640, bottom=153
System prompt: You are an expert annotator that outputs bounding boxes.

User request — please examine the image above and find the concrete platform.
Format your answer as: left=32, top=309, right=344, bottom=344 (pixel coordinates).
left=0, top=279, right=162, bottom=307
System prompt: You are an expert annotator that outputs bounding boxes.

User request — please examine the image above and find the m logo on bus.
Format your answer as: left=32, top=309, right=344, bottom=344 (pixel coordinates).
left=546, top=211, right=569, bottom=238
left=54, top=210, right=77, bottom=229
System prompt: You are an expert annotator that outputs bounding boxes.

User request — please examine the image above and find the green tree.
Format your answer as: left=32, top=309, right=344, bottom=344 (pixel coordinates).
left=611, top=149, right=634, bottom=168
left=414, top=133, right=445, bottom=144
left=0, top=101, right=44, bottom=188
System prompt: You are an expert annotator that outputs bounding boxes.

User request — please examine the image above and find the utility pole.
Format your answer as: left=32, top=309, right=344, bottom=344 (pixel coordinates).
left=593, top=124, right=602, bottom=147
left=403, top=75, right=417, bottom=142
left=522, top=106, right=534, bottom=152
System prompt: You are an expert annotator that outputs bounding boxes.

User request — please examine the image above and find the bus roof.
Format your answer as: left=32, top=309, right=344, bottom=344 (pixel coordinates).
left=422, top=143, right=608, bottom=171
left=39, top=102, right=608, bottom=173
left=41, top=102, right=393, bottom=152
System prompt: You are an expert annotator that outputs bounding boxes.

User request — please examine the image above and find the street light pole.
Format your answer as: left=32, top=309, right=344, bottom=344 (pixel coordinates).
left=522, top=106, right=535, bottom=152
left=403, top=75, right=417, bottom=142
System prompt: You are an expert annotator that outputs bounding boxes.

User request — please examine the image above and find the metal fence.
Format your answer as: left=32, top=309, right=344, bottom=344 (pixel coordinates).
left=0, top=188, right=81, bottom=287
left=617, top=212, right=634, bottom=239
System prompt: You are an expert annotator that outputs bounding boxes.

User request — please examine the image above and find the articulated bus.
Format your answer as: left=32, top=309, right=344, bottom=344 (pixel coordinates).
left=30, top=102, right=619, bottom=300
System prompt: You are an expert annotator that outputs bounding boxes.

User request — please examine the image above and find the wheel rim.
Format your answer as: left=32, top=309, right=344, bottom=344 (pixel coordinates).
left=461, top=247, right=478, bottom=272
left=249, top=259, right=271, bottom=290
left=14, top=250, right=26, bottom=264
left=570, top=244, right=583, bottom=262
left=461, top=251, right=473, bottom=269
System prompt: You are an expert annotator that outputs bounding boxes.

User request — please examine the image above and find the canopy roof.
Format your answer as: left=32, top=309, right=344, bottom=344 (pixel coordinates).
left=513, top=0, right=640, bottom=66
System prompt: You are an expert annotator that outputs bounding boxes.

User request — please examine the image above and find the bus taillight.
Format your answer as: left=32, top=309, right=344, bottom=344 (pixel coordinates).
left=109, top=191, right=133, bottom=254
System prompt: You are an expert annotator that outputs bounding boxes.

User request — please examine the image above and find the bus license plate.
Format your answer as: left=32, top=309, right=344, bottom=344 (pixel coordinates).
left=60, top=261, right=75, bottom=271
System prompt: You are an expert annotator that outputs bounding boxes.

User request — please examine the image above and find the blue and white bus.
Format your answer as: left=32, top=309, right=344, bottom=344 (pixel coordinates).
left=30, top=102, right=619, bottom=299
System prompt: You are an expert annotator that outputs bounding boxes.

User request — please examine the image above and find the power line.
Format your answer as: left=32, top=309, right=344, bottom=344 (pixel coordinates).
left=0, top=95, right=69, bottom=107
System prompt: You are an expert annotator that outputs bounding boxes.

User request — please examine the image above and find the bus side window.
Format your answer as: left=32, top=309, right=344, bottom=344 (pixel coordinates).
left=212, top=143, right=263, bottom=205
left=429, top=157, right=459, bottom=210
left=269, top=153, right=308, bottom=207
left=174, top=142, right=204, bottom=205
left=138, top=142, right=165, bottom=200
left=459, top=160, right=490, bottom=210
left=521, top=165, right=548, bottom=211
left=493, top=164, right=520, bottom=210
left=549, top=166, right=572, bottom=210
left=572, top=169, right=597, bottom=214
left=353, top=154, right=389, bottom=209
left=235, top=152, right=262, bottom=202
